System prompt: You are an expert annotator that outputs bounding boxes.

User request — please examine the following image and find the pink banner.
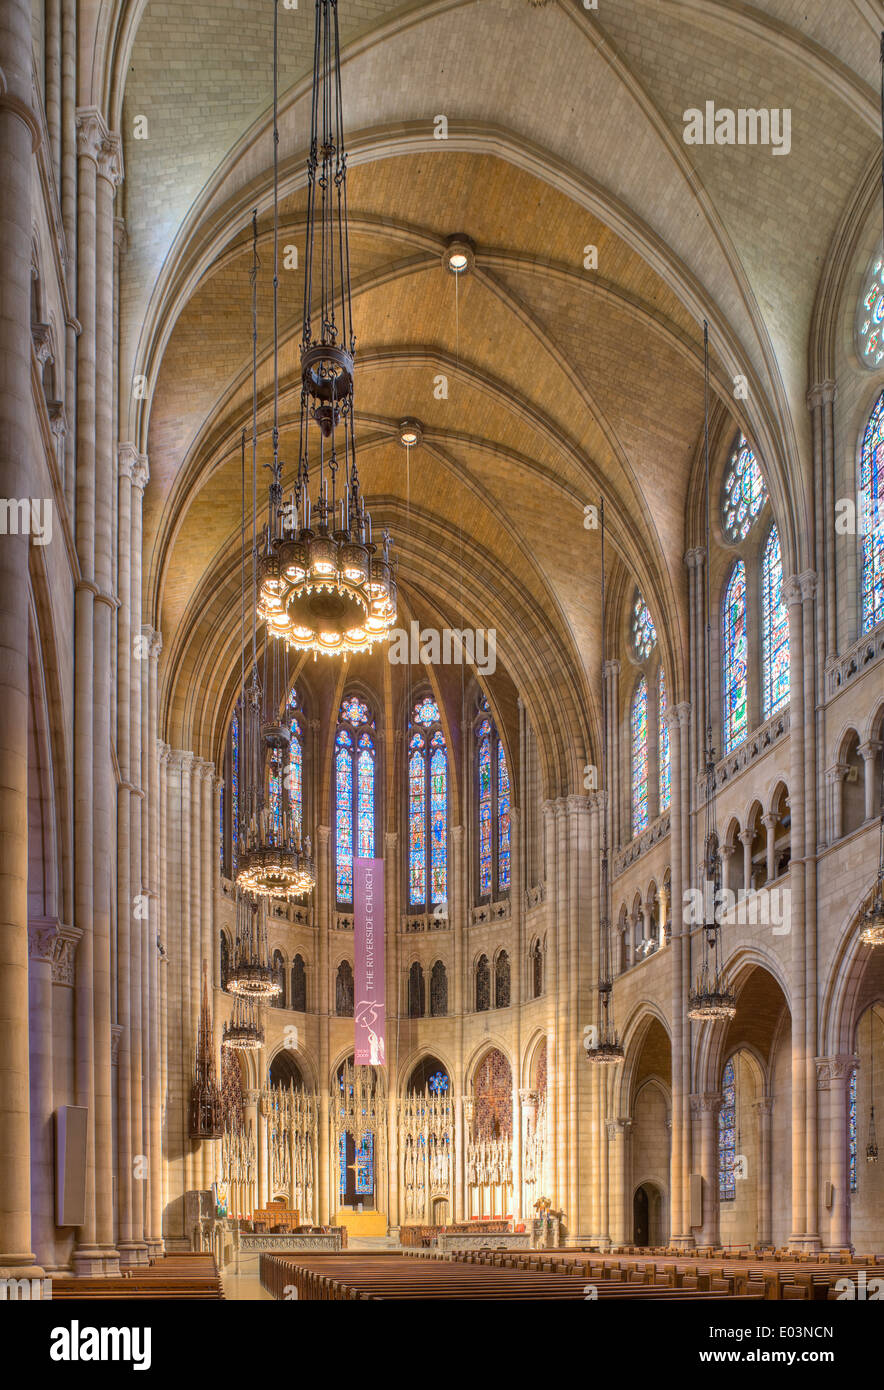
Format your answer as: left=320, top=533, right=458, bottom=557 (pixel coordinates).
left=354, top=858, right=385, bottom=1065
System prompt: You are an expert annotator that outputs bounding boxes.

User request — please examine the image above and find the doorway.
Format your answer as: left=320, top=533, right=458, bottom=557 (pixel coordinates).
left=633, top=1185, right=649, bottom=1245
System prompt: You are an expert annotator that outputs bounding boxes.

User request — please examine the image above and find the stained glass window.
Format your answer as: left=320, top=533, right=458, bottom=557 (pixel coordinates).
left=428, top=1071, right=449, bottom=1094
left=478, top=723, right=492, bottom=896
left=860, top=391, right=884, bottom=634
left=430, top=960, right=448, bottom=1017
left=408, top=700, right=447, bottom=908
left=219, top=784, right=225, bottom=872
left=723, top=560, right=748, bottom=753
left=723, top=435, right=767, bottom=542
left=494, top=951, right=510, bottom=1008
left=857, top=252, right=884, bottom=368
left=631, top=676, right=649, bottom=837
left=658, top=667, right=671, bottom=814
left=719, top=1058, right=736, bottom=1202
left=849, top=1069, right=857, bottom=1194
left=475, top=712, right=511, bottom=900
left=476, top=954, right=490, bottom=1012
left=761, top=525, right=790, bottom=717
left=231, top=709, right=239, bottom=875
left=269, top=748, right=282, bottom=839
left=632, top=592, right=657, bottom=659
left=335, top=699, right=375, bottom=905
left=339, top=1132, right=374, bottom=1199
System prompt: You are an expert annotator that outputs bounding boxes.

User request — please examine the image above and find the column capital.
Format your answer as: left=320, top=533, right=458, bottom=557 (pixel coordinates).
left=752, top=1097, right=774, bottom=1115
left=76, top=106, right=108, bottom=164
left=684, top=546, right=706, bottom=569
left=519, top=1088, right=538, bottom=1108
left=761, top=812, right=777, bottom=831
left=738, top=828, right=754, bottom=847
left=815, top=1055, right=859, bottom=1090
left=28, top=918, right=60, bottom=963
left=606, top=1117, right=632, bottom=1141
left=858, top=740, right=883, bottom=763
left=806, top=380, right=836, bottom=410
left=142, top=625, right=163, bottom=659
left=825, top=762, right=850, bottom=784
left=783, top=573, right=803, bottom=608
left=798, top=569, right=817, bottom=602
left=47, top=400, right=67, bottom=439
left=51, top=925, right=83, bottom=986
left=132, top=454, right=150, bottom=492
left=690, top=1092, right=723, bottom=1116
left=603, top=659, right=620, bottom=679
left=97, top=131, right=124, bottom=188
left=118, top=441, right=138, bottom=480
left=674, top=701, right=691, bottom=728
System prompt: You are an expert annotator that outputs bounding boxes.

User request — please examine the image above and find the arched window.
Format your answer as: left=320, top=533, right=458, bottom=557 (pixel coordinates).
left=335, top=697, right=376, bottom=906
left=335, top=960, right=354, bottom=1017
left=860, top=392, right=884, bottom=634
left=723, top=560, right=748, bottom=753
left=476, top=955, right=490, bottom=1012
left=658, top=667, right=671, bottom=814
left=271, top=950, right=286, bottom=1008
left=719, top=1058, right=736, bottom=1202
left=857, top=251, right=884, bottom=368
left=631, top=676, right=649, bottom=837
left=430, top=960, right=448, bottom=1017
left=407, top=962, right=426, bottom=1018
left=531, top=939, right=543, bottom=998
left=494, top=951, right=510, bottom=1009
left=761, top=525, right=790, bottom=717
left=290, top=954, right=306, bottom=1013
left=407, top=1056, right=450, bottom=1093
left=475, top=712, right=511, bottom=900
left=407, top=698, right=447, bottom=909
left=632, top=591, right=657, bottom=660
left=722, top=435, right=766, bottom=542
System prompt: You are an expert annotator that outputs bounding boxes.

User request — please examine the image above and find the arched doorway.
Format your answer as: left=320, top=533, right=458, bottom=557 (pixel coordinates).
left=633, top=1185, right=649, bottom=1245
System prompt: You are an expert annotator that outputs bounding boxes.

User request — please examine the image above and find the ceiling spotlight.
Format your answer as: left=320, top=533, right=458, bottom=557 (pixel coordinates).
left=397, top=418, right=423, bottom=450
left=444, top=234, right=476, bottom=276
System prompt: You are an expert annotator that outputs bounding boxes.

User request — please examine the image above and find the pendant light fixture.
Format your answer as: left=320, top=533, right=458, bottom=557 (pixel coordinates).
left=256, top=0, right=397, bottom=657
left=688, top=322, right=736, bottom=1022
left=585, top=497, right=623, bottom=1064
left=236, top=213, right=315, bottom=903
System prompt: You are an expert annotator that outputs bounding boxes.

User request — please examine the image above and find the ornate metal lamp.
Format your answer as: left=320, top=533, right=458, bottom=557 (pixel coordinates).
left=256, top=0, right=397, bottom=658
left=222, top=993, right=265, bottom=1052
left=227, top=890, right=280, bottom=1001
left=688, top=322, right=736, bottom=1023
left=585, top=497, right=623, bottom=1065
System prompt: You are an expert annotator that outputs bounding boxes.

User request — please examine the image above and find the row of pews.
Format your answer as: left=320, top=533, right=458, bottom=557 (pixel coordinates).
left=260, top=1251, right=764, bottom=1301
left=405, top=1247, right=883, bottom=1301
left=50, top=1253, right=223, bottom=1300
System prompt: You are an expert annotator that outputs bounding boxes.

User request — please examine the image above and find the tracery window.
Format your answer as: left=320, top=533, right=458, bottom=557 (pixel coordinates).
left=407, top=961, right=426, bottom=1018
left=860, top=391, right=884, bottom=634
left=335, top=960, right=354, bottom=1017
left=761, top=525, right=790, bottom=718
left=531, top=939, right=543, bottom=998
left=719, top=1058, right=736, bottom=1202
left=220, top=931, right=230, bottom=992
left=658, top=667, right=671, bottom=814
left=268, top=686, right=305, bottom=851
left=632, top=591, right=657, bottom=660
left=271, top=949, right=286, bottom=1009
left=290, top=954, right=306, bottom=1012
left=475, top=712, right=511, bottom=900
left=631, top=676, right=649, bottom=837
left=335, top=696, right=376, bottom=906
left=857, top=251, right=884, bottom=368
left=476, top=954, right=490, bottom=1012
left=723, top=560, right=748, bottom=753
left=494, top=951, right=510, bottom=1009
left=429, top=960, right=448, bottom=1017
left=722, top=434, right=766, bottom=542
left=849, top=1069, right=857, bottom=1194
left=407, top=698, right=448, bottom=909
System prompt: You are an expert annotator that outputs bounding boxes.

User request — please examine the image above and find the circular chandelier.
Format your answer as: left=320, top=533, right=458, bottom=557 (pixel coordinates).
left=222, top=994, right=265, bottom=1052
left=227, top=891, right=280, bottom=1001
left=256, top=0, right=397, bottom=659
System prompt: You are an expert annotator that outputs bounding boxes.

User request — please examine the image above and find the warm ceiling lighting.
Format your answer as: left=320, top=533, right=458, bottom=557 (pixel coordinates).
left=444, top=234, right=475, bottom=276
left=397, top=418, right=423, bottom=450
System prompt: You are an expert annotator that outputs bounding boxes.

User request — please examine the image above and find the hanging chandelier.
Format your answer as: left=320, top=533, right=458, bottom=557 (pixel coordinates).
left=688, top=322, right=736, bottom=1023
left=585, top=498, right=623, bottom=1065
left=234, top=212, right=316, bottom=904
left=227, top=890, right=280, bottom=1001
left=256, top=0, right=397, bottom=658
left=222, top=993, right=266, bottom=1052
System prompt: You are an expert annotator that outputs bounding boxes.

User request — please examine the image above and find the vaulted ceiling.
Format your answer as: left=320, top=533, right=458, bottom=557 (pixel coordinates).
left=93, top=0, right=882, bottom=790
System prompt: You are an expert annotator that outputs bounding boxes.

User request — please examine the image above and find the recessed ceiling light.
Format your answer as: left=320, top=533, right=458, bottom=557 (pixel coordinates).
left=443, top=234, right=476, bottom=276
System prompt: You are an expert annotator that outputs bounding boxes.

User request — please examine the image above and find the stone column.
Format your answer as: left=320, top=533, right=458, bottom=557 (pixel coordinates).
left=666, top=703, right=693, bottom=1246
left=761, top=813, right=777, bottom=884
left=243, top=1092, right=259, bottom=1217
left=115, top=442, right=136, bottom=1264
left=825, top=765, right=849, bottom=843
left=815, top=1057, right=857, bottom=1251
left=607, top=1118, right=632, bottom=1246
left=146, top=637, right=164, bottom=1256
left=753, top=1097, right=773, bottom=1248
left=28, top=921, right=60, bottom=1272
left=128, top=457, right=148, bottom=1257
left=0, top=0, right=43, bottom=1284
left=690, top=1093, right=721, bottom=1246
left=384, top=829, right=399, bottom=1229
left=738, top=828, right=753, bottom=895
left=858, top=742, right=882, bottom=824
